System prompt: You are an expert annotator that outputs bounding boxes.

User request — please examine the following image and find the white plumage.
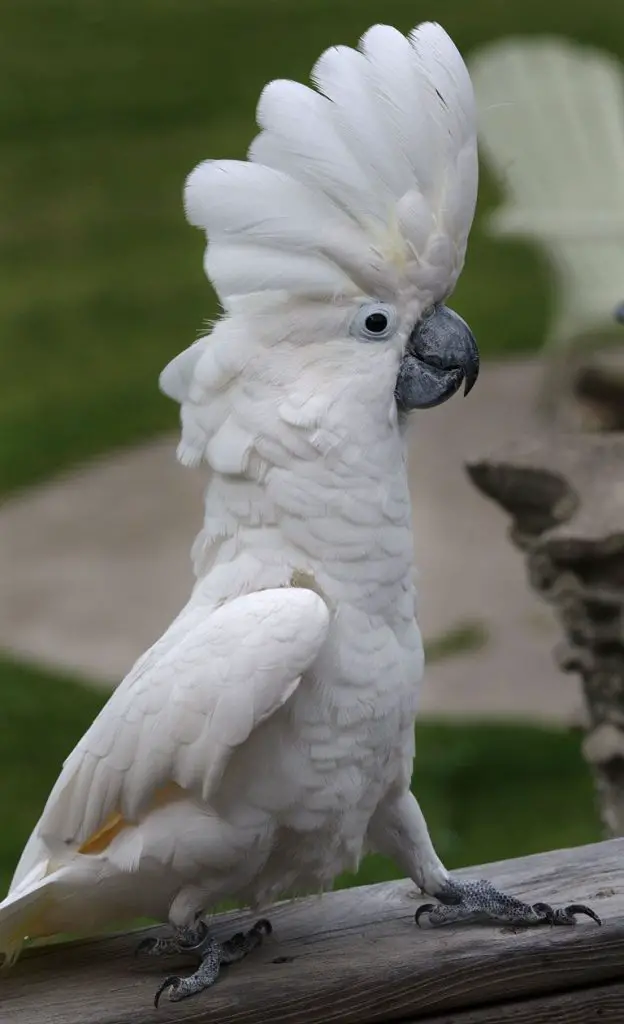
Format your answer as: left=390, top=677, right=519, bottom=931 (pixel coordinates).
left=186, top=21, right=476, bottom=311
left=0, top=21, right=477, bottom=971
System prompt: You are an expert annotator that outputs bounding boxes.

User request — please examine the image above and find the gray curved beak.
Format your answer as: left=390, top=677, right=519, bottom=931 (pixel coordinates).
left=395, top=305, right=480, bottom=411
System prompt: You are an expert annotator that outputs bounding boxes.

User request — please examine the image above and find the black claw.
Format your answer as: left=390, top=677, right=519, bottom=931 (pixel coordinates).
left=533, top=901, right=601, bottom=926
left=252, top=918, right=272, bottom=937
left=414, top=904, right=436, bottom=927
left=565, top=904, right=602, bottom=926
left=154, top=975, right=179, bottom=1009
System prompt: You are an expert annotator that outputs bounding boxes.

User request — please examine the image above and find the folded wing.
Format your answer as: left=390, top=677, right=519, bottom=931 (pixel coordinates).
left=11, top=588, right=329, bottom=890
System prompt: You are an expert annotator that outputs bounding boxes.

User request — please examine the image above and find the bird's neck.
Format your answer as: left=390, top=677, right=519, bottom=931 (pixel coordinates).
left=190, top=402, right=416, bottom=618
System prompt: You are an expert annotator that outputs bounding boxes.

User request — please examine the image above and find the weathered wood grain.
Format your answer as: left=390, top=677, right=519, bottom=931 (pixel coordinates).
left=414, top=979, right=624, bottom=1023
left=2, top=839, right=624, bottom=1024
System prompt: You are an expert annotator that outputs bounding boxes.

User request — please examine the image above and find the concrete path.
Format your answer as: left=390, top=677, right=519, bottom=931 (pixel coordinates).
left=0, top=357, right=583, bottom=723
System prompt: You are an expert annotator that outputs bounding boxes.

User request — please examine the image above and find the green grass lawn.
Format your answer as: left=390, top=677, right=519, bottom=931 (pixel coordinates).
left=0, top=655, right=601, bottom=899
left=2, top=0, right=624, bottom=495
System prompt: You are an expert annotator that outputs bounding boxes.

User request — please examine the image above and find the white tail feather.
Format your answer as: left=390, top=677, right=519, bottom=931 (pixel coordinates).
left=0, top=861, right=57, bottom=964
left=1, top=852, right=145, bottom=964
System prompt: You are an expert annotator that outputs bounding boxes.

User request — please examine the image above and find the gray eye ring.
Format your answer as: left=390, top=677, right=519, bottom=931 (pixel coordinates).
left=349, top=302, right=399, bottom=343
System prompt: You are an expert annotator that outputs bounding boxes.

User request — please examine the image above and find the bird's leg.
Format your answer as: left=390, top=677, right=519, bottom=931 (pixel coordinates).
left=137, top=918, right=272, bottom=1006
left=368, top=789, right=601, bottom=930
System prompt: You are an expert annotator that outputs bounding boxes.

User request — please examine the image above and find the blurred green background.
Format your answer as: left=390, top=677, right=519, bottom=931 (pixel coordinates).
left=3, top=0, right=619, bottom=898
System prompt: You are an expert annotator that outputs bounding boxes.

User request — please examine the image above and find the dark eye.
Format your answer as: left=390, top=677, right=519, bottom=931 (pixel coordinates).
left=350, top=302, right=399, bottom=343
left=364, top=312, right=389, bottom=334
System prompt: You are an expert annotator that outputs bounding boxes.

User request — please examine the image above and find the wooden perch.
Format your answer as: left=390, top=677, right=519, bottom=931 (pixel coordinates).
left=467, top=433, right=624, bottom=835
left=3, top=839, right=624, bottom=1024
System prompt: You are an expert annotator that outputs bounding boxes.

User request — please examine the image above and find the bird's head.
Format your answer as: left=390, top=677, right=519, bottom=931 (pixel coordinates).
left=162, top=21, right=479, bottom=464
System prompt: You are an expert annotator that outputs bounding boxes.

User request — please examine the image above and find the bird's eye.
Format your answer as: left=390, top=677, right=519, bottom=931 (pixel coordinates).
left=349, top=302, right=399, bottom=343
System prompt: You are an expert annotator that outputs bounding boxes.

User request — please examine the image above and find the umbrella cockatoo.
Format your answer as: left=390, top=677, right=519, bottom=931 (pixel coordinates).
left=0, top=20, right=598, bottom=1006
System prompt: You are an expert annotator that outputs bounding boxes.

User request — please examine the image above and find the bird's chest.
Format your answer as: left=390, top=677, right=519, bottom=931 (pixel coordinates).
left=266, top=604, right=422, bottom=819
left=234, top=605, right=422, bottom=904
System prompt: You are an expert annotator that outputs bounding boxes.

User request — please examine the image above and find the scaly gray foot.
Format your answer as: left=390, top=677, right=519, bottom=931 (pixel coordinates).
left=135, top=919, right=208, bottom=958
left=414, top=878, right=601, bottom=928
left=136, top=918, right=272, bottom=1006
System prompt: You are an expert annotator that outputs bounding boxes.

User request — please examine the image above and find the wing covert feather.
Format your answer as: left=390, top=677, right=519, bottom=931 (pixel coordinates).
left=37, top=588, right=329, bottom=847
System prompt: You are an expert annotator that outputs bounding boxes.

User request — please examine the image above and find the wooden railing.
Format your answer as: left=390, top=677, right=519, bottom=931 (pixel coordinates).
left=4, top=838, right=624, bottom=1023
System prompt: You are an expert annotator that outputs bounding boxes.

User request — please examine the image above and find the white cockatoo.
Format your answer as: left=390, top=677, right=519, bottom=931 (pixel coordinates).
left=0, top=20, right=599, bottom=1006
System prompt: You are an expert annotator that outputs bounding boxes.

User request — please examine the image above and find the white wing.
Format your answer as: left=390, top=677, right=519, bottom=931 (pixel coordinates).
left=20, top=588, right=329, bottom=862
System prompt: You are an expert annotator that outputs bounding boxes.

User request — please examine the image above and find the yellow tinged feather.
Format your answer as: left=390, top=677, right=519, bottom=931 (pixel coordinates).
left=77, top=782, right=186, bottom=856
left=77, top=811, right=126, bottom=855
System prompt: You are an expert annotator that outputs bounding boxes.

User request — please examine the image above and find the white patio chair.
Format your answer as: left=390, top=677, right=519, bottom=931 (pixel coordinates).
left=468, top=37, right=624, bottom=424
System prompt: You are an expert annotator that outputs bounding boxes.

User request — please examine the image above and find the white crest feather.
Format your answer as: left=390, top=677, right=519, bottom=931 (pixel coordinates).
left=185, top=21, right=477, bottom=308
